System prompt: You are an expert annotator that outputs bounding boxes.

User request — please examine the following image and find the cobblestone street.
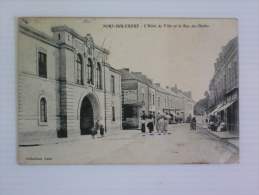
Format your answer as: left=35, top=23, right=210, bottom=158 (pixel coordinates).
left=19, top=123, right=239, bottom=165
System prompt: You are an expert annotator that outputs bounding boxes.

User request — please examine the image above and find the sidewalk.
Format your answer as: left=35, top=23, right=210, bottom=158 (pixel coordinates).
left=19, top=129, right=125, bottom=147
left=199, top=123, right=239, bottom=149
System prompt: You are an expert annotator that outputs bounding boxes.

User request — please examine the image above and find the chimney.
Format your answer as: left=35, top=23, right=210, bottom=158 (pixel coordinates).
left=123, top=68, right=129, bottom=72
left=154, top=83, right=160, bottom=87
left=166, top=86, right=169, bottom=89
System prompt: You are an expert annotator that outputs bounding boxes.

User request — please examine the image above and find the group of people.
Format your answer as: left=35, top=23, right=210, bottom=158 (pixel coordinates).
left=141, top=111, right=169, bottom=133
left=91, top=120, right=105, bottom=139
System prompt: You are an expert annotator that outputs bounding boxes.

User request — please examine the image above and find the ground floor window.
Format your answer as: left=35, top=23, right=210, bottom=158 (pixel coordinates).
left=112, top=106, right=115, bottom=122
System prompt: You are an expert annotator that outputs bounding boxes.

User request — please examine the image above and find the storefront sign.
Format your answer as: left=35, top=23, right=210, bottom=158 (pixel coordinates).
left=124, top=90, right=137, bottom=104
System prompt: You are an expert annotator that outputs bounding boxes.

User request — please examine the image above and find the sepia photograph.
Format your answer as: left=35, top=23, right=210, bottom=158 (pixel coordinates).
left=18, top=17, right=239, bottom=165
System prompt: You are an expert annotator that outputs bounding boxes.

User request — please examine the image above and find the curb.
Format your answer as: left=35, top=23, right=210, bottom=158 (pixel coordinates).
left=200, top=125, right=239, bottom=150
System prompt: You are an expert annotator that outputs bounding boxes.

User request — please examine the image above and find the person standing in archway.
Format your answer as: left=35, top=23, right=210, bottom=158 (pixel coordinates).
left=95, top=120, right=101, bottom=136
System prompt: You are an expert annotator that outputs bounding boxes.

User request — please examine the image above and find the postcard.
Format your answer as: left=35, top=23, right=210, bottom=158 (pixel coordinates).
left=18, top=17, right=238, bottom=164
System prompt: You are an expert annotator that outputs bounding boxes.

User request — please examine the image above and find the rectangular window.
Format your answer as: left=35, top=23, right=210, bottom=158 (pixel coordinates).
left=111, top=75, right=115, bottom=94
left=38, top=52, right=47, bottom=78
left=142, top=93, right=145, bottom=102
left=158, top=97, right=160, bottom=107
left=112, top=106, right=115, bottom=122
left=153, top=95, right=155, bottom=105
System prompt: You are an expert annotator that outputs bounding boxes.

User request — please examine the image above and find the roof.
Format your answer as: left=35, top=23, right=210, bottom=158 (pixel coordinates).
left=118, top=69, right=139, bottom=81
left=109, top=66, right=122, bottom=75
left=131, top=72, right=151, bottom=86
left=51, top=25, right=110, bottom=54
left=19, top=20, right=61, bottom=47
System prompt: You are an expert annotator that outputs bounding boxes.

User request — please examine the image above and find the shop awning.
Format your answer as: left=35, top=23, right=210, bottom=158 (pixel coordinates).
left=208, top=103, right=223, bottom=116
left=170, top=111, right=179, bottom=117
left=217, top=100, right=236, bottom=112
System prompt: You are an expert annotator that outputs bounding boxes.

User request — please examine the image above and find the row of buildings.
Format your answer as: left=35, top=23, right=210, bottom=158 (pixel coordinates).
left=119, top=69, right=195, bottom=129
left=207, top=37, right=239, bottom=134
left=18, top=19, right=194, bottom=142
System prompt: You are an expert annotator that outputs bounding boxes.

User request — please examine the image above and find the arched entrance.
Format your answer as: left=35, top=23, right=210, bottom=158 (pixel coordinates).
left=79, top=93, right=101, bottom=135
left=80, top=96, right=94, bottom=135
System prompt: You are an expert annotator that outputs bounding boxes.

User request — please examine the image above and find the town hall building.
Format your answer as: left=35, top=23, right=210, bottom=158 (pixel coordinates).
left=18, top=20, right=122, bottom=142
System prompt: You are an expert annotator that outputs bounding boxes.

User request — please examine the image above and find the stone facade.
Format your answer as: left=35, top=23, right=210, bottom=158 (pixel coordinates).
left=208, top=37, right=239, bottom=134
left=18, top=20, right=122, bottom=142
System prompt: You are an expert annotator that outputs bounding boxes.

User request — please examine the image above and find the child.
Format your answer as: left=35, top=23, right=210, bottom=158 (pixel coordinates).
left=100, top=125, right=105, bottom=138
left=91, top=127, right=96, bottom=139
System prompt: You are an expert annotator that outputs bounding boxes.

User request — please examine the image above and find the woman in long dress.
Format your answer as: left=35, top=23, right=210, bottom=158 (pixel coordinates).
left=164, top=117, right=168, bottom=133
left=147, top=117, right=154, bottom=133
left=159, top=117, right=165, bottom=133
left=156, top=116, right=161, bottom=132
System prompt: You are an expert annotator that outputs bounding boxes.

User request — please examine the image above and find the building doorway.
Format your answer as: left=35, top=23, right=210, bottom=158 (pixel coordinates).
left=80, top=96, right=94, bottom=135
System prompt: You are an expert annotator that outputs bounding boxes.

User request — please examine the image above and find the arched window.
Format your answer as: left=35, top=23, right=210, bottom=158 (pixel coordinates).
left=96, top=63, right=101, bottom=89
left=112, top=106, right=115, bottom=122
left=40, top=98, right=47, bottom=122
left=76, top=54, right=83, bottom=84
left=87, top=58, right=93, bottom=84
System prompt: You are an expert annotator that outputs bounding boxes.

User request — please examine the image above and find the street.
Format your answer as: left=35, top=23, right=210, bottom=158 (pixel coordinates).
left=19, top=123, right=239, bottom=165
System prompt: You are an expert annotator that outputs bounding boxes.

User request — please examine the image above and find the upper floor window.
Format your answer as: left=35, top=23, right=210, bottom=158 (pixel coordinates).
left=164, top=98, right=167, bottom=108
left=152, top=95, right=155, bottom=105
left=111, top=75, right=115, bottom=94
left=40, top=98, right=47, bottom=122
left=76, top=54, right=83, bottom=84
left=38, top=52, right=47, bottom=78
left=158, top=97, right=160, bottom=107
left=87, top=58, right=93, bottom=85
left=96, top=63, right=101, bottom=89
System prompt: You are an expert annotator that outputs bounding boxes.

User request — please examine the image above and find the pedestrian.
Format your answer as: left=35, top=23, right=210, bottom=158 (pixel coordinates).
left=192, top=117, right=196, bottom=130
left=159, top=116, right=165, bottom=133
left=147, top=116, right=154, bottom=133
left=95, top=120, right=100, bottom=135
left=156, top=115, right=160, bottom=132
left=163, top=117, right=168, bottom=133
left=91, top=127, right=96, bottom=139
left=190, top=117, right=193, bottom=130
left=100, top=124, right=105, bottom=138
left=141, top=111, right=146, bottom=133
left=152, top=111, right=156, bottom=125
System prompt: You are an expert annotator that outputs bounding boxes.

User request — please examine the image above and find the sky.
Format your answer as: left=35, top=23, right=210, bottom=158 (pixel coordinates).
left=24, top=17, right=238, bottom=102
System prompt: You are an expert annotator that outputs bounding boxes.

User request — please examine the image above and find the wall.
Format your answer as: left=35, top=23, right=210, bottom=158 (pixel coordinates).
left=19, top=30, right=61, bottom=142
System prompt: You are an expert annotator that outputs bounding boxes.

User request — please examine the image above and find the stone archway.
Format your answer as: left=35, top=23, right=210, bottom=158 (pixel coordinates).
left=78, top=93, right=101, bottom=135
